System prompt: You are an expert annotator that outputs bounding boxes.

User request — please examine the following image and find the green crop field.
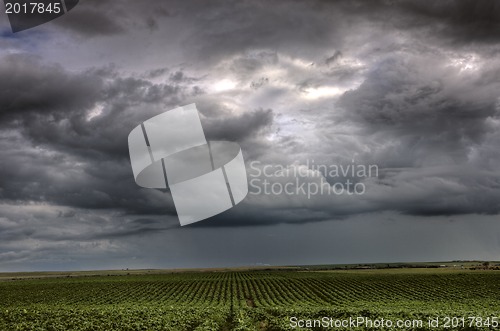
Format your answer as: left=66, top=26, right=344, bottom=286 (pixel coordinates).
left=0, top=269, right=499, bottom=330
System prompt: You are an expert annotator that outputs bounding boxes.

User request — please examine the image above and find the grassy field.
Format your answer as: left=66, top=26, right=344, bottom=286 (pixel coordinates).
left=0, top=268, right=499, bottom=330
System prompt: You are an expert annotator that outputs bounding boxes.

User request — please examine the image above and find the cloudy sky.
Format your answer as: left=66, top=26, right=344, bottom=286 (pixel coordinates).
left=1, top=0, right=500, bottom=271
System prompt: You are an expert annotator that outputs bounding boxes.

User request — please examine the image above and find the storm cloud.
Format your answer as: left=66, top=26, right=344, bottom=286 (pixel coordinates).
left=0, top=0, right=499, bottom=271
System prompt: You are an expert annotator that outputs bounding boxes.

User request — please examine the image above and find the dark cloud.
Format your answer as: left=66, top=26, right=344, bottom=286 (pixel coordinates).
left=0, top=55, right=185, bottom=216
left=53, top=0, right=171, bottom=37
left=338, top=56, right=499, bottom=157
left=325, top=51, right=342, bottom=66
left=179, top=0, right=345, bottom=64
left=0, top=131, right=178, bottom=215
left=54, top=7, right=124, bottom=36
left=203, top=108, right=274, bottom=142
left=365, top=167, right=500, bottom=217
left=0, top=55, right=274, bottom=218
left=333, top=51, right=500, bottom=217
left=0, top=54, right=102, bottom=118
left=0, top=55, right=184, bottom=158
left=1, top=0, right=500, bottom=270
left=396, top=0, right=500, bottom=44
left=3, top=1, right=494, bottom=224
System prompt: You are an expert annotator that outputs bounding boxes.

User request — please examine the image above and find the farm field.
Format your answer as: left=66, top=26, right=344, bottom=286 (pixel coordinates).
left=0, top=269, right=499, bottom=330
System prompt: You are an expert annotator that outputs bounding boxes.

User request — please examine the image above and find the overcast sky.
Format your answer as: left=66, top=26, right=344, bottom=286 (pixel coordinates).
left=1, top=0, right=500, bottom=271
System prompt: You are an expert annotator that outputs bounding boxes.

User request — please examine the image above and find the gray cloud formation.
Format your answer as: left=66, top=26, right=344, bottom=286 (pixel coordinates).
left=0, top=0, right=500, bottom=270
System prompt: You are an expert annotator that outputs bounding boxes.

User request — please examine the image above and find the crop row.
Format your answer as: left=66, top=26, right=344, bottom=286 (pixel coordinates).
left=0, top=271, right=499, bottom=330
